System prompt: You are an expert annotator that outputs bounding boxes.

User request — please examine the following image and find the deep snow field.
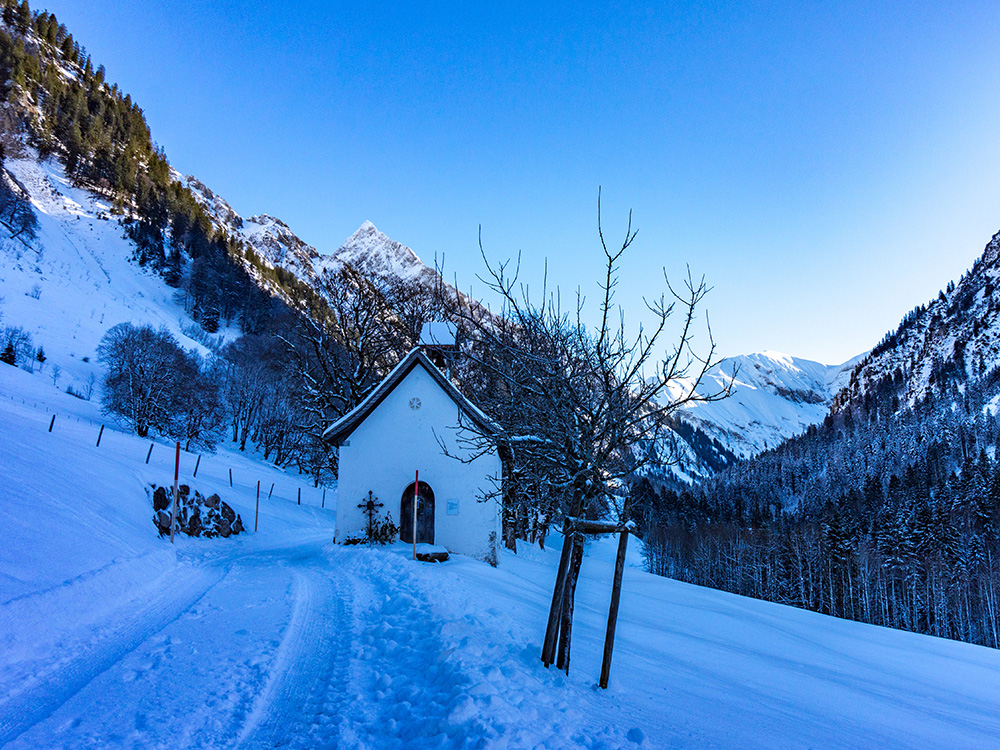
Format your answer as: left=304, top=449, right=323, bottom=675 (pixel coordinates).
left=2, top=364, right=1000, bottom=749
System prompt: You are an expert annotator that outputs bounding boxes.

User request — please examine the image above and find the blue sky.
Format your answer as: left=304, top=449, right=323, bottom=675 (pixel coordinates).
left=38, top=1, right=1000, bottom=364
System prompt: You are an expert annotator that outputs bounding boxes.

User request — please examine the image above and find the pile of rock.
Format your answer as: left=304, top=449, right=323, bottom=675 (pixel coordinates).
left=151, top=484, right=245, bottom=539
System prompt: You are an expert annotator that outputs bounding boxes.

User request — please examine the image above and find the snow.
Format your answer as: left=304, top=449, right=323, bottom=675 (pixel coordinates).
left=320, top=220, right=434, bottom=284
left=668, top=350, right=864, bottom=465
left=2, top=149, right=999, bottom=749
left=0, top=155, right=218, bottom=393
left=985, top=393, right=1000, bottom=417
left=2, top=363, right=1000, bottom=748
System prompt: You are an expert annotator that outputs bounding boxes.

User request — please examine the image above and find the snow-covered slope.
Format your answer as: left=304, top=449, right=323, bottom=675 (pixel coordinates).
left=2, top=364, right=999, bottom=749
left=0, top=156, right=219, bottom=395
left=656, top=350, right=863, bottom=482
left=681, top=350, right=862, bottom=458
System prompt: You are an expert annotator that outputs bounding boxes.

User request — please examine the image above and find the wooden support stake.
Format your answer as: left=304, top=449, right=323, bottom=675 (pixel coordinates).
left=229, top=468, right=233, bottom=487
left=599, top=529, right=630, bottom=689
left=145, top=443, right=154, bottom=464
left=48, top=414, right=55, bottom=432
left=169, top=441, right=180, bottom=544
left=95, top=424, right=104, bottom=447
left=193, top=455, right=201, bottom=477
left=268, top=482, right=274, bottom=499
left=297, top=487, right=301, bottom=506
left=542, top=528, right=574, bottom=667
left=321, top=488, right=326, bottom=508
left=255, top=480, right=260, bottom=532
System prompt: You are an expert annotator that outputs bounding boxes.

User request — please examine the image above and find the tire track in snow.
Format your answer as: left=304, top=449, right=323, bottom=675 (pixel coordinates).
left=237, top=561, right=355, bottom=750
left=0, top=560, right=229, bottom=747
left=234, top=568, right=313, bottom=747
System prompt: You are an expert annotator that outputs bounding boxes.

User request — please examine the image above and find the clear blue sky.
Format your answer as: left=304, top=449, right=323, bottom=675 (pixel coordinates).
left=37, top=1, right=1000, bottom=364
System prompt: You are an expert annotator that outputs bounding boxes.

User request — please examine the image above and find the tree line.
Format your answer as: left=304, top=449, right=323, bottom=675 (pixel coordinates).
left=95, top=263, right=433, bottom=484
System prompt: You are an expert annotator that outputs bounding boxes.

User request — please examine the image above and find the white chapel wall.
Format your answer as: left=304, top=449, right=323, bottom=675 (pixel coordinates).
left=335, top=364, right=501, bottom=561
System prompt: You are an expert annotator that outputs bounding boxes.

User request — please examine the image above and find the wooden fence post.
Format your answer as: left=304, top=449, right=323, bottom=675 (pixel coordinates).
left=255, top=480, right=260, bottom=532
left=95, top=424, right=104, bottom=447
left=268, top=483, right=274, bottom=499
left=145, top=443, right=154, bottom=464
left=297, top=487, right=301, bottom=506
left=48, top=415, right=55, bottom=432
left=169, top=442, right=181, bottom=544
left=193, top=455, right=201, bottom=477
left=229, top=468, right=233, bottom=487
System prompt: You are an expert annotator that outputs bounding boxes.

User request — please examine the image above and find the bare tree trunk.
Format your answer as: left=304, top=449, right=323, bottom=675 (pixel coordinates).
left=498, top=443, right=519, bottom=551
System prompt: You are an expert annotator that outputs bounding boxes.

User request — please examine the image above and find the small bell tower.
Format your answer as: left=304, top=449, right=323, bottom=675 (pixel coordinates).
left=419, top=321, right=458, bottom=375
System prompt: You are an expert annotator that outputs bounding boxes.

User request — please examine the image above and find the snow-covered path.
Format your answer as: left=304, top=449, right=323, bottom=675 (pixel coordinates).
left=0, top=534, right=629, bottom=750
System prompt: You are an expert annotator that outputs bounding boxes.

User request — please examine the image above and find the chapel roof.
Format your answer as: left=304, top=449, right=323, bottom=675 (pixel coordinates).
left=322, top=347, right=499, bottom=446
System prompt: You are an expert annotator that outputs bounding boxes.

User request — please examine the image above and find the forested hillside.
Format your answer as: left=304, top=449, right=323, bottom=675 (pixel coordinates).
left=642, top=231, right=1000, bottom=648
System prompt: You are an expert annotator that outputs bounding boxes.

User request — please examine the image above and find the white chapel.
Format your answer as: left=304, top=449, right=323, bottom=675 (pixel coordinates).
left=324, top=329, right=501, bottom=562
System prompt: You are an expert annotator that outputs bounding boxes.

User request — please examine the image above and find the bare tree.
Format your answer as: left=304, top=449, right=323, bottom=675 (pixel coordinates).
left=281, top=265, right=411, bottom=422
left=97, top=322, right=221, bottom=444
left=442, top=194, right=733, bottom=676
left=1, top=325, right=34, bottom=368
left=218, top=335, right=274, bottom=451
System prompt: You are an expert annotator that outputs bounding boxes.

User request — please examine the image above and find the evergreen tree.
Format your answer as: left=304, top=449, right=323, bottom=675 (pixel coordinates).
left=15, top=0, right=29, bottom=35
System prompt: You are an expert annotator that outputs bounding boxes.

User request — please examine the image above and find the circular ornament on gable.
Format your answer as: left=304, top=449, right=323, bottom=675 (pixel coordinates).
left=409, top=397, right=422, bottom=411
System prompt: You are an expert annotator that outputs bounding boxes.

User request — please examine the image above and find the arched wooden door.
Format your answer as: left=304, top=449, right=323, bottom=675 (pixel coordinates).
left=400, top=481, right=435, bottom=544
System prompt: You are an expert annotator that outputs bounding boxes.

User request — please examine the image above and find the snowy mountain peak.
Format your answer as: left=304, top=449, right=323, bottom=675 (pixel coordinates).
left=326, top=222, right=432, bottom=284
left=662, top=349, right=864, bottom=480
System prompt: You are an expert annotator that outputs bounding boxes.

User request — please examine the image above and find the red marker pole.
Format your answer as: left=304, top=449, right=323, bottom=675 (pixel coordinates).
left=255, top=480, right=260, bottom=532
left=169, top=441, right=180, bottom=543
left=412, top=469, right=418, bottom=561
